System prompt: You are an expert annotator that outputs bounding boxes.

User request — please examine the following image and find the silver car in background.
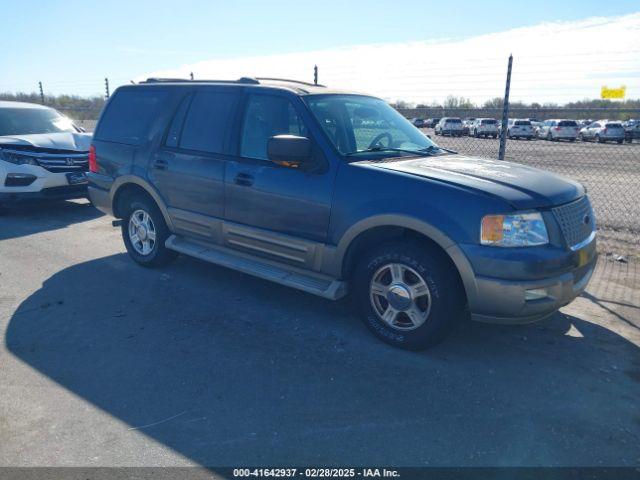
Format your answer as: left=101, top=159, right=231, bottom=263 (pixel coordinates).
left=470, top=118, right=498, bottom=138
left=537, top=119, right=580, bottom=142
left=579, top=120, right=625, bottom=144
left=434, top=117, right=464, bottom=136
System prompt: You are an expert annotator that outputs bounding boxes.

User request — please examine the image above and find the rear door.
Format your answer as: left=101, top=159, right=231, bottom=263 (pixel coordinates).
left=148, top=88, right=240, bottom=241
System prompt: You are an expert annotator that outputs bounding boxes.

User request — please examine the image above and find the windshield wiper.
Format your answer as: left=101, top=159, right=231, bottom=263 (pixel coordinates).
left=345, top=145, right=443, bottom=156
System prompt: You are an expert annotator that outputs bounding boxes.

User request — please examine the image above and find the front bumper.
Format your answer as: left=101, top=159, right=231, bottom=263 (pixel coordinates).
left=0, top=161, right=88, bottom=204
left=0, top=184, right=88, bottom=203
left=460, top=235, right=597, bottom=324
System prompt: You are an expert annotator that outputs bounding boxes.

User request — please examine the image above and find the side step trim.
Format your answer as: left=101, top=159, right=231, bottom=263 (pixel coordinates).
left=165, top=235, right=348, bottom=300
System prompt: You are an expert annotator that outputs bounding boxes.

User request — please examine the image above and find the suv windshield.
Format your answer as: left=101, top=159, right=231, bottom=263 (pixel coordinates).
left=0, top=107, right=78, bottom=137
left=304, top=95, right=437, bottom=157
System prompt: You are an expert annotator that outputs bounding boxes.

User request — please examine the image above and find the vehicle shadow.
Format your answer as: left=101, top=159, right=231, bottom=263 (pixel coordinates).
left=5, top=253, right=640, bottom=466
left=0, top=199, right=102, bottom=241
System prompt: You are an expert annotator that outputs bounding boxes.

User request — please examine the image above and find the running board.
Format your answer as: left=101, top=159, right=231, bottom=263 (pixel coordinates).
left=165, top=235, right=348, bottom=300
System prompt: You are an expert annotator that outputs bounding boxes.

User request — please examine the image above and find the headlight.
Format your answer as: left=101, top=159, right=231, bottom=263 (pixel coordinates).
left=0, top=149, right=39, bottom=165
left=481, top=212, right=549, bottom=247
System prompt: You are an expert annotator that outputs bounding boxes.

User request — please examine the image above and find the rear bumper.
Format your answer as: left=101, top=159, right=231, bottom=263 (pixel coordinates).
left=460, top=235, right=597, bottom=324
left=87, top=184, right=113, bottom=216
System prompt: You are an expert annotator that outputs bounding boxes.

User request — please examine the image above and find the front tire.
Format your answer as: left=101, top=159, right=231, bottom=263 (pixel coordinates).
left=353, top=242, right=466, bottom=350
left=121, top=195, right=178, bottom=268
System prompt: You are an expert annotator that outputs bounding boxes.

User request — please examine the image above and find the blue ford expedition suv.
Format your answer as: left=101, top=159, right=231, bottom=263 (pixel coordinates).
left=88, top=78, right=597, bottom=349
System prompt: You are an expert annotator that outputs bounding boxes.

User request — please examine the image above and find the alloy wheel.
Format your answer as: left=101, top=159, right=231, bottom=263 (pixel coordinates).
left=128, top=209, right=157, bottom=256
left=369, top=263, right=432, bottom=331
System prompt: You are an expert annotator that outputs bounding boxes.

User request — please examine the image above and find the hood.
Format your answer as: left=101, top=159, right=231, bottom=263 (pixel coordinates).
left=0, top=132, right=92, bottom=152
left=362, top=154, right=584, bottom=209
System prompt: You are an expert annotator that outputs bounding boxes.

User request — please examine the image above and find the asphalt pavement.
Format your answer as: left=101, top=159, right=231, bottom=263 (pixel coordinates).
left=1, top=200, right=639, bottom=467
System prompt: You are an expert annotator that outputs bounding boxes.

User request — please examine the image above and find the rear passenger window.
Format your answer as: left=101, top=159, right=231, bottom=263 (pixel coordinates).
left=95, top=89, right=167, bottom=145
left=179, top=91, right=239, bottom=154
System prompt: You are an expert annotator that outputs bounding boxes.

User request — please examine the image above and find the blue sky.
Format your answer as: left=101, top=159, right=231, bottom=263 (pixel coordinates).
left=1, top=0, right=638, bottom=96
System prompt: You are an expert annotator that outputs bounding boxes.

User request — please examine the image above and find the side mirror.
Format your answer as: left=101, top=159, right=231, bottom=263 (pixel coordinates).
left=267, top=135, right=312, bottom=169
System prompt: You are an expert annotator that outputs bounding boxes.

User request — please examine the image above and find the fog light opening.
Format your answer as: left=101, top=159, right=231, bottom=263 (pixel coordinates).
left=525, top=288, right=549, bottom=301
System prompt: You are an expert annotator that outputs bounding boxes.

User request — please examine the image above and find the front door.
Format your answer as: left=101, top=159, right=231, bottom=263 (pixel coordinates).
left=223, top=92, right=335, bottom=268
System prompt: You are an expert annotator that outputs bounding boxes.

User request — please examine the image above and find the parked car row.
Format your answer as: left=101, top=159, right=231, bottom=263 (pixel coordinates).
left=410, top=115, right=637, bottom=143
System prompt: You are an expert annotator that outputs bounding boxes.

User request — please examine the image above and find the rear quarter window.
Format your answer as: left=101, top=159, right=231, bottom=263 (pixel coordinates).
left=94, top=89, right=167, bottom=145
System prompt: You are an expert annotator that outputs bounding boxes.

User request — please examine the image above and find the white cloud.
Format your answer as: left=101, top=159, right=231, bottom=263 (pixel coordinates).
left=138, top=13, right=640, bottom=105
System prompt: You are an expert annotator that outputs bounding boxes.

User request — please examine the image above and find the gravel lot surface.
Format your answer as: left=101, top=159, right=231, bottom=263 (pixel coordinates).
left=1, top=200, right=639, bottom=467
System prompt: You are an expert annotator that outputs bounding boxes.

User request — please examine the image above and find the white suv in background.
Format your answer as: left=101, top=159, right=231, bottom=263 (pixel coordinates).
left=0, top=101, right=91, bottom=209
left=537, top=119, right=580, bottom=141
left=434, top=117, right=464, bottom=136
left=470, top=118, right=498, bottom=138
left=503, top=119, right=534, bottom=140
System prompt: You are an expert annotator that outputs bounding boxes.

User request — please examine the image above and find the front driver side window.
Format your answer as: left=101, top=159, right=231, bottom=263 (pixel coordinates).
left=240, top=95, right=307, bottom=160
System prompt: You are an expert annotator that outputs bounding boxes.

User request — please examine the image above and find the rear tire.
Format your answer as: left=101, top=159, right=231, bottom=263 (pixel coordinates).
left=353, top=241, right=466, bottom=350
left=596, top=134, right=603, bottom=143
left=617, top=139, right=623, bottom=144
left=121, top=194, right=178, bottom=268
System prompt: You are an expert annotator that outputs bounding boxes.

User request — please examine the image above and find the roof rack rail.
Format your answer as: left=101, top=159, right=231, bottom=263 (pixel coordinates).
left=142, top=77, right=259, bottom=84
left=255, top=77, right=326, bottom=88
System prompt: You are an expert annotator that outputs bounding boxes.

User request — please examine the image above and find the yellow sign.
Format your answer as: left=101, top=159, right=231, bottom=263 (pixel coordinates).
left=601, top=85, right=626, bottom=99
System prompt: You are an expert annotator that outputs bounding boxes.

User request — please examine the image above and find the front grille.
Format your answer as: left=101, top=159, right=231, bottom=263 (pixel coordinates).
left=0, top=148, right=88, bottom=173
left=36, top=154, right=88, bottom=173
left=552, top=196, right=595, bottom=249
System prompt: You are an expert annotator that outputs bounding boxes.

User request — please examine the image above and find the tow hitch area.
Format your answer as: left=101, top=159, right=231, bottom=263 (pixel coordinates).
left=112, top=219, right=123, bottom=227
